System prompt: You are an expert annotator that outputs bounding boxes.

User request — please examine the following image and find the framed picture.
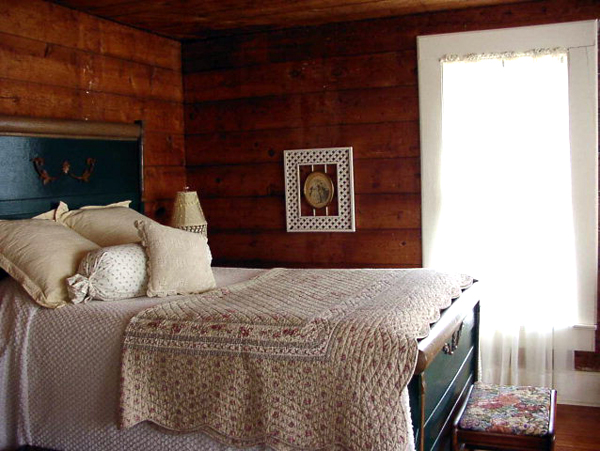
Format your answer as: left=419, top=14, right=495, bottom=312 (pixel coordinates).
left=284, top=147, right=355, bottom=232
left=303, top=171, right=335, bottom=209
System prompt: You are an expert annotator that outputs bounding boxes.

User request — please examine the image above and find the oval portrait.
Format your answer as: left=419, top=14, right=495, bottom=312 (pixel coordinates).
left=303, top=171, right=335, bottom=209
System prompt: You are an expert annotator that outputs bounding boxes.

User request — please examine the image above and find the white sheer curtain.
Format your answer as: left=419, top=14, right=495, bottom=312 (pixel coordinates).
left=433, top=50, right=576, bottom=386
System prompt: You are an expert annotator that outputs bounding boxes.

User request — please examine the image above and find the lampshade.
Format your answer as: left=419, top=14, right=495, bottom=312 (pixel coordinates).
left=171, top=190, right=207, bottom=236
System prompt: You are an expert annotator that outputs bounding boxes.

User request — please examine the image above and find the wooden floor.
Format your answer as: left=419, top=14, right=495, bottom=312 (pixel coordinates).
left=555, top=404, right=600, bottom=450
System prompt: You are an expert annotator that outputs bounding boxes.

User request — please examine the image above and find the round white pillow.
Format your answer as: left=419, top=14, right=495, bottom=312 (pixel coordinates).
left=67, top=244, right=148, bottom=303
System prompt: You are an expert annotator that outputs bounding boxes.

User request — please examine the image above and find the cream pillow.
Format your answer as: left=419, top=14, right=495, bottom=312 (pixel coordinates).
left=31, top=201, right=129, bottom=222
left=67, top=244, right=148, bottom=303
left=135, top=220, right=216, bottom=297
left=78, top=200, right=131, bottom=210
left=56, top=201, right=155, bottom=247
left=0, top=219, right=99, bottom=308
left=33, top=209, right=57, bottom=220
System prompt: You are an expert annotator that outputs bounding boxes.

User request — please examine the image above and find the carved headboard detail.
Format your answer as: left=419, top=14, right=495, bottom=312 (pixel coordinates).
left=0, top=115, right=143, bottom=219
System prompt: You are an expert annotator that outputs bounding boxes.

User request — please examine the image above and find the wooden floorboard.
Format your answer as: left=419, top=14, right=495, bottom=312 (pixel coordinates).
left=555, top=404, right=600, bottom=451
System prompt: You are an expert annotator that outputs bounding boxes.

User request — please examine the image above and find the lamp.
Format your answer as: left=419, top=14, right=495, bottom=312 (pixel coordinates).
left=171, top=188, right=208, bottom=237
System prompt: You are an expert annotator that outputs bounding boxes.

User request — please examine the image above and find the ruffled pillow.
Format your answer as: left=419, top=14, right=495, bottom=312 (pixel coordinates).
left=135, top=220, right=216, bottom=297
left=67, top=244, right=148, bottom=303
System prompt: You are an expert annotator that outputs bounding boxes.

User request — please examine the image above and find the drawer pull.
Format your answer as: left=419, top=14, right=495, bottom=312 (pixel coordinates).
left=443, top=323, right=464, bottom=355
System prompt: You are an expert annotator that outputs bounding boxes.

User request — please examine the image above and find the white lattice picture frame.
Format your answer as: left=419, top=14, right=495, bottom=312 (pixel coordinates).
left=284, top=147, right=355, bottom=232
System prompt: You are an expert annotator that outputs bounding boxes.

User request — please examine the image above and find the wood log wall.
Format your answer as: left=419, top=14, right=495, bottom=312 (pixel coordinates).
left=0, top=0, right=185, bottom=222
left=183, top=0, right=600, bottom=269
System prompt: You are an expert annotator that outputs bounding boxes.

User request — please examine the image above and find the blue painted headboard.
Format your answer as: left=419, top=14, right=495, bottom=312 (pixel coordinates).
left=0, top=115, right=143, bottom=219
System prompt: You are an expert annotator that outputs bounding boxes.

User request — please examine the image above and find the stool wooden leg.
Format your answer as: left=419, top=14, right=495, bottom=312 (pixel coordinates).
left=452, top=428, right=458, bottom=451
left=548, top=390, right=557, bottom=451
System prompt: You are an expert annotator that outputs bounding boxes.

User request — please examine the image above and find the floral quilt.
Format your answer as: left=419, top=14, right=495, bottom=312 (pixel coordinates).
left=120, top=268, right=473, bottom=451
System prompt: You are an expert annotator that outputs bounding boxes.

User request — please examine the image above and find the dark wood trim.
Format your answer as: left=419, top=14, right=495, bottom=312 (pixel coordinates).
left=0, top=115, right=142, bottom=140
left=574, top=350, right=600, bottom=372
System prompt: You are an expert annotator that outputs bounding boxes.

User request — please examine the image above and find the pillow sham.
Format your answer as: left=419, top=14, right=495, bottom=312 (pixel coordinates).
left=33, top=209, right=57, bottom=220
left=0, top=219, right=99, bottom=308
left=56, top=201, right=155, bottom=247
left=135, top=220, right=216, bottom=297
left=77, top=200, right=131, bottom=210
left=67, top=244, right=148, bottom=303
left=28, top=201, right=129, bottom=222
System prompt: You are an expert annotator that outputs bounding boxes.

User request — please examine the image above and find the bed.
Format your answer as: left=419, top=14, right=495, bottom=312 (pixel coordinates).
left=0, top=115, right=480, bottom=451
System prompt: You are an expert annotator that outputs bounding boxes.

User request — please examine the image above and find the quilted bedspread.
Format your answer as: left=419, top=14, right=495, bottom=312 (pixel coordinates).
left=120, top=268, right=473, bottom=451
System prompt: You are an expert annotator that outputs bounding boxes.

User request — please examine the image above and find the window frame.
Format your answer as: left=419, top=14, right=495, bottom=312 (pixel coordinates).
left=417, top=20, right=598, bottom=325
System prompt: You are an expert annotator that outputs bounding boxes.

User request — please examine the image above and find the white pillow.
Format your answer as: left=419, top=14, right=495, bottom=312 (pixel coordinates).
left=0, top=219, right=99, bottom=308
left=134, top=220, right=216, bottom=297
left=67, top=244, right=148, bottom=304
left=56, top=201, right=155, bottom=247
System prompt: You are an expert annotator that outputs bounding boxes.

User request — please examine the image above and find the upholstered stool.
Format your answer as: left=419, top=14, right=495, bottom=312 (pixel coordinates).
left=453, top=383, right=556, bottom=451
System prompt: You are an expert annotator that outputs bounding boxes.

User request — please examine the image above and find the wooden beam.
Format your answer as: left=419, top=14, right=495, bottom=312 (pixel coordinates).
left=0, top=114, right=141, bottom=140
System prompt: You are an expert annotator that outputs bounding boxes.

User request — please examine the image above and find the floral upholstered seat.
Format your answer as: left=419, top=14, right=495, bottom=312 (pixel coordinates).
left=458, top=383, right=552, bottom=436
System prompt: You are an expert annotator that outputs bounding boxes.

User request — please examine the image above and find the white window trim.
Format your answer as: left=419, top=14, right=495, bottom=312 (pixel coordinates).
left=417, top=21, right=598, bottom=325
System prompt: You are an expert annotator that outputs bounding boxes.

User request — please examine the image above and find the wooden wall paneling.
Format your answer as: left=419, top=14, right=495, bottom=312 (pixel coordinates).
left=186, top=122, right=420, bottom=166
left=0, top=0, right=185, bottom=220
left=139, top=99, right=184, bottom=134
left=187, top=158, right=419, bottom=198
left=201, top=196, right=287, bottom=231
left=0, top=0, right=180, bottom=70
left=184, top=0, right=600, bottom=274
left=188, top=163, right=284, bottom=198
left=51, top=0, right=528, bottom=40
left=184, top=50, right=417, bottom=103
left=0, top=32, right=182, bottom=102
left=208, top=229, right=421, bottom=268
left=144, top=166, right=187, bottom=200
left=182, top=0, right=600, bottom=72
left=143, top=198, right=174, bottom=224
left=182, top=19, right=420, bottom=72
left=143, top=132, right=185, bottom=167
left=353, top=158, right=420, bottom=194
left=0, top=78, right=183, bottom=135
left=186, top=86, right=419, bottom=133
left=355, top=194, right=421, bottom=230
left=201, top=193, right=420, bottom=232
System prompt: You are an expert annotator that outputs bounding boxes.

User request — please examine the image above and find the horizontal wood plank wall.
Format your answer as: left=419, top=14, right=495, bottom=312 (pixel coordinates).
left=0, top=0, right=185, bottom=222
left=184, top=0, right=600, bottom=269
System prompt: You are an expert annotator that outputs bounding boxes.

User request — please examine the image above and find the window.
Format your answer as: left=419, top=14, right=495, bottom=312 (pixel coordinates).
left=418, top=21, right=598, bottom=387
